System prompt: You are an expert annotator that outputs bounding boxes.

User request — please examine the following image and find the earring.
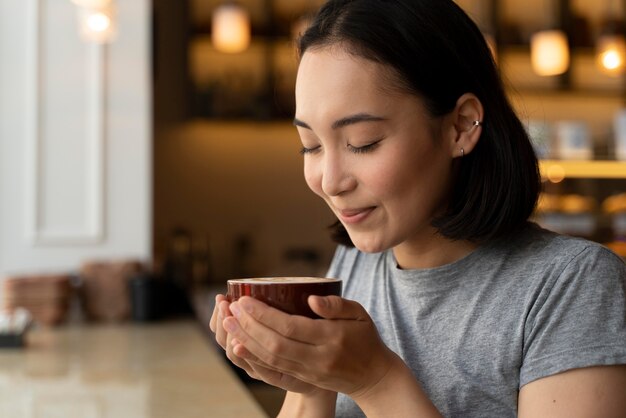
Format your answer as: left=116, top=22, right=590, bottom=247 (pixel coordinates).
left=460, top=147, right=464, bottom=158
left=466, top=120, right=482, bottom=133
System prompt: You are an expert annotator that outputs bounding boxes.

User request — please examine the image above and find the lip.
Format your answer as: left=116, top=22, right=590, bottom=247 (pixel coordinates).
left=337, top=207, right=376, bottom=224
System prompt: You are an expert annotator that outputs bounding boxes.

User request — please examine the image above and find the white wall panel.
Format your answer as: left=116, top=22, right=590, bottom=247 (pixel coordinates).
left=0, top=0, right=151, bottom=290
left=26, top=0, right=105, bottom=245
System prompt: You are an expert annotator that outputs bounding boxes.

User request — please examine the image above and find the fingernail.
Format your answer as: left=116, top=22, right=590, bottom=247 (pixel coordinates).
left=223, top=319, right=238, bottom=333
left=230, top=303, right=241, bottom=318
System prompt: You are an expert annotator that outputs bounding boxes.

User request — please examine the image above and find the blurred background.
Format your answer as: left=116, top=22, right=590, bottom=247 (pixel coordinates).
left=1, top=0, right=626, bottom=416
left=2, top=0, right=626, bottom=319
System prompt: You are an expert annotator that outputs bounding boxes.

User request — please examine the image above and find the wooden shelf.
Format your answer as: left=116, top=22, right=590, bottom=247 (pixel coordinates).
left=540, top=160, right=626, bottom=179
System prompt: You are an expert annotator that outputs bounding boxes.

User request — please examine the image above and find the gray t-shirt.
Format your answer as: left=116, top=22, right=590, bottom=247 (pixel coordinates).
left=327, top=224, right=626, bottom=417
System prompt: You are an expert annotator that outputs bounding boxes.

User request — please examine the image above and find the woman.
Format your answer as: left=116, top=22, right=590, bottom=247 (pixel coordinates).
left=210, top=0, right=626, bottom=416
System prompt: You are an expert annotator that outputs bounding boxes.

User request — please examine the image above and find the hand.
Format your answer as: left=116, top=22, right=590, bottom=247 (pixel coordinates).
left=223, top=295, right=399, bottom=398
left=208, top=294, right=323, bottom=395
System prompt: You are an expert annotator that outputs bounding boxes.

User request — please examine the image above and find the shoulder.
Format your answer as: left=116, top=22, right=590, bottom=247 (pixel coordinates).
left=504, top=225, right=625, bottom=312
left=495, top=224, right=625, bottom=277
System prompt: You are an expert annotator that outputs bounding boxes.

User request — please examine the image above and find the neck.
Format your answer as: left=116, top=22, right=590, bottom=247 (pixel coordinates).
left=392, top=234, right=478, bottom=270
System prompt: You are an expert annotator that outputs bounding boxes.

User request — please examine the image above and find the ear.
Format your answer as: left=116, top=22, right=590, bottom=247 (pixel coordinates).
left=443, top=93, right=484, bottom=158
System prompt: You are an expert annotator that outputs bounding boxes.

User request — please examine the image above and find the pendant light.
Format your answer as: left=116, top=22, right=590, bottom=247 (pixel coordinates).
left=597, top=34, right=626, bottom=75
left=531, top=30, right=570, bottom=76
left=596, top=1, right=626, bottom=76
left=530, top=0, right=569, bottom=76
left=70, top=0, right=117, bottom=43
left=212, top=1, right=251, bottom=54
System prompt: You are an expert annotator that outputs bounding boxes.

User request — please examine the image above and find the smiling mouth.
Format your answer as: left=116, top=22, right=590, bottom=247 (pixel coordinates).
left=338, top=207, right=376, bottom=224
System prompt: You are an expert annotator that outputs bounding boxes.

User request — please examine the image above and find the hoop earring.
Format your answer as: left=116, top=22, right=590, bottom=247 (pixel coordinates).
left=460, top=147, right=464, bottom=158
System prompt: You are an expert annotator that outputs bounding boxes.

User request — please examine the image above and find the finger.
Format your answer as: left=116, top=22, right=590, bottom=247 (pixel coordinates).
left=233, top=339, right=312, bottom=392
left=223, top=314, right=307, bottom=373
left=228, top=337, right=292, bottom=386
left=215, top=300, right=233, bottom=349
left=308, top=295, right=368, bottom=321
left=235, top=296, right=323, bottom=342
left=209, top=294, right=227, bottom=333
left=246, top=358, right=296, bottom=389
left=231, top=338, right=281, bottom=374
left=225, top=334, right=260, bottom=379
left=231, top=338, right=268, bottom=366
left=231, top=338, right=283, bottom=372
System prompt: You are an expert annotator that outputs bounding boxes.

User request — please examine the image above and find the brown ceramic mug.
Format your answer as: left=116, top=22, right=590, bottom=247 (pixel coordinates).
left=226, top=277, right=342, bottom=318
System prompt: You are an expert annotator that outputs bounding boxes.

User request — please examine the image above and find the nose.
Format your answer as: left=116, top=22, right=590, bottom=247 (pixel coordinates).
left=321, top=151, right=356, bottom=196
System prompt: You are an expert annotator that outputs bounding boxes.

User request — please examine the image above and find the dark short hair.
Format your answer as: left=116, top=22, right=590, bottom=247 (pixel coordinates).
left=297, top=0, right=540, bottom=245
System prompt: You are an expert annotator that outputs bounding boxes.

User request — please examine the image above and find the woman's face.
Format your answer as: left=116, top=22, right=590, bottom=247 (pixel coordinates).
left=294, top=46, right=457, bottom=255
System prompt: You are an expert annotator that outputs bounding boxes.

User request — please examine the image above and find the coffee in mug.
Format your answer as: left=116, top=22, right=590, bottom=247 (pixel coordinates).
left=227, top=277, right=342, bottom=318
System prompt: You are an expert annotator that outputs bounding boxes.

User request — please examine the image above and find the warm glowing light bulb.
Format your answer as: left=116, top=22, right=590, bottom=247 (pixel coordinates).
left=212, top=3, right=251, bottom=53
left=86, top=12, right=111, bottom=32
left=530, top=30, right=570, bottom=76
left=70, top=0, right=116, bottom=43
left=547, top=165, right=566, bottom=183
left=602, top=51, right=622, bottom=69
left=596, top=35, right=626, bottom=76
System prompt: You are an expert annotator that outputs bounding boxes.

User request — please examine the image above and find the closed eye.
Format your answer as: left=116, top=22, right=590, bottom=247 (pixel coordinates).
left=300, top=145, right=321, bottom=155
left=348, top=138, right=383, bottom=154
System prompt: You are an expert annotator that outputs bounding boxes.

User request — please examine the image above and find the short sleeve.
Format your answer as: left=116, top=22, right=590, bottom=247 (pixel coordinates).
left=520, top=245, right=626, bottom=387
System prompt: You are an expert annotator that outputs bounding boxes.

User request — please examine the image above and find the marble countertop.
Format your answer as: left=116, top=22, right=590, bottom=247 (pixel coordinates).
left=0, top=320, right=268, bottom=418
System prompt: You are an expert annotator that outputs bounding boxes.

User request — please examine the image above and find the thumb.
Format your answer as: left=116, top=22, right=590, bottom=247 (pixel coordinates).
left=308, top=295, right=368, bottom=320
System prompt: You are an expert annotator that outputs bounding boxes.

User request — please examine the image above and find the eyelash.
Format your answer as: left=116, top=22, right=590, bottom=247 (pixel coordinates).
left=300, top=139, right=383, bottom=155
left=348, top=142, right=379, bottom=154
left=300, top=146, right=320, bottom=155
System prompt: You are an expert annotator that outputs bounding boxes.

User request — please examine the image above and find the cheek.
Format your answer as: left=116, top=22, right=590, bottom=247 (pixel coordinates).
left=364, top=159, right=403, bottom=197
left=372, top=149, right=435, bottom=203
left=389, top=151, right=452, bottom=208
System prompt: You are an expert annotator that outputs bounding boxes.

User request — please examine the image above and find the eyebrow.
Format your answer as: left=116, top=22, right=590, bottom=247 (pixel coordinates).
left=293, top=113, right=387, bottom=130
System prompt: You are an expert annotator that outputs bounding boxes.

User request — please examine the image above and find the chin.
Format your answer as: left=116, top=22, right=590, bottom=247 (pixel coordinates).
left=350, top=234, right=390, bottom=254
